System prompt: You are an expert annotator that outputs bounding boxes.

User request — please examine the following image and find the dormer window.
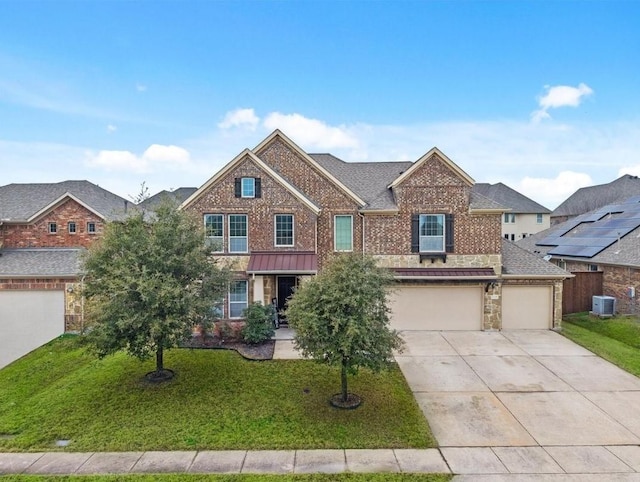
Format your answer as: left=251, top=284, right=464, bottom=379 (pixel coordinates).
left=235, top=177, right=262, bottom=198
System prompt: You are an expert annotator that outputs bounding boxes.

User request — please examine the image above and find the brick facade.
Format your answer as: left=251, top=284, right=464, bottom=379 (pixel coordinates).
left=1, top=198, right=103, bottom=249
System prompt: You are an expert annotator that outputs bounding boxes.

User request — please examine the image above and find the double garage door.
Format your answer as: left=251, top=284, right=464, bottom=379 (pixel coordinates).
left=389, top=284, right=553, bottom=330
left=389, top=286, right=483, bottom=330
left=0, top=290, right=65, bottom=369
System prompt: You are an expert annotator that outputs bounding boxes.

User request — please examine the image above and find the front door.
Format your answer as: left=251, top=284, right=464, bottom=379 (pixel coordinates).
left=276, top=276, right=297, bottom=320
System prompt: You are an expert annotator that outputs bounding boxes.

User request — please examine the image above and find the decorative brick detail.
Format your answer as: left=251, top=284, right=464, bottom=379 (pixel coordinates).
left=1, top=198, right=103, bottom=249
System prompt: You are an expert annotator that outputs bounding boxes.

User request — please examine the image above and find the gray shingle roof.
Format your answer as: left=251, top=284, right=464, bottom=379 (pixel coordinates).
left=469, top=191, right=507, bottom=210
left=0, top=181, right=131, bottom=222
left=552, top=174, right=640, bottom=218
left=473, top=183, right=550, bottom=213
left=310, top=154, right=411, bottom=210
left=0, top=248, right=84, bottom=277
left=502, top=239, right=570, bottom=277
left=140, top=188, right=198, bottom=210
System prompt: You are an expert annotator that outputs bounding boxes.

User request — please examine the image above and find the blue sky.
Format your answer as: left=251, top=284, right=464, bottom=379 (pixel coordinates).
left=1, top=1, right=639, bottom=208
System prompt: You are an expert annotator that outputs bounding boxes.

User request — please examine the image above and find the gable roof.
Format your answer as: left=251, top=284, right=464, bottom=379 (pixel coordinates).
left=552, top=174, right=640, bottom=218
left=254, top=130, right=366, bottom=207
left=181, top=149, right=321, bottom=215
left=388, top=147, right=475, bottom=189
left=469, top=191, right=509, bottom=214
left=0, top=181, right=131, bottom=222
left=473, top=182, right=550, bottom=214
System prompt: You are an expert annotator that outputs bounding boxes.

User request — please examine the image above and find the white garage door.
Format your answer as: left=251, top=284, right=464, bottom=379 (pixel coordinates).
left=389, top=286, right=483, bottom=330
left=0, top=290, right=65, bottom=369
left=502, top=285, right=552, bottom=330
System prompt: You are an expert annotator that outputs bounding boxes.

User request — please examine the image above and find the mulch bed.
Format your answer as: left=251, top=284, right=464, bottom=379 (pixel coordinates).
left=181, top=334, right=275, bottom=360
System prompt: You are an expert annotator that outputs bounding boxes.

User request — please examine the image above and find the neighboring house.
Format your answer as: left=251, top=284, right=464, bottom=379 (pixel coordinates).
left=473, top=182, right=551, bottom=241
left=0, top=181, right=131, bottom=368
left=518, top=195, right=640, bottom=315
left=551, top=174, right=640, bottom=225
left=182, top=130, right=569, bottom=331
left=139, top=187, right=198, bottom=211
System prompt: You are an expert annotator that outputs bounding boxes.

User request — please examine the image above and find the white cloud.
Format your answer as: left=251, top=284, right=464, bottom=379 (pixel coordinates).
left=86, top=144, right=191, bottom=173
left=531, top=83, right=594, bottom=122
left=218, top=108, right=260, bottom=130
left=263, top=112, right=358, bottom=149
left=107, top=124, right=117, bottom=133
left=618, top=165, right=640, bottom=177
left=517, top=171, right=593, bottom=209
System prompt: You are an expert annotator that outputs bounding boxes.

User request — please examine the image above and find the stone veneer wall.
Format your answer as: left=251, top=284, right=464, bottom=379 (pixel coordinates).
left=373, top=254, right=502, bottom=272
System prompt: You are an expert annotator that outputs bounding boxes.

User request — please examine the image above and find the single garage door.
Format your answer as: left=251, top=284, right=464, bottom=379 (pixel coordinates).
left=389, top=286, right=483, bottom=330
left=0, top=290, right=65, bottom=369
left=502, top=285, right=552, bottom=329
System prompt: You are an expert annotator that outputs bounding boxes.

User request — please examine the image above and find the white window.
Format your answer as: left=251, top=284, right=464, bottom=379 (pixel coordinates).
left=48, top=222, right=57, bottom=234
left=241, top=178, right=255, bottom=198
left=334, top=215, right=353, bottom=251
left=536, top=213, right=543, bottom=224
left=275, top=214, right=294, bottom=247
left=229, top=280, right=248, bottom=318
left=588, top=264, right=598, bottom=272
left=68, top=222, right=76, bottom=234
left=204, top=214, right=224, bottom=252
left=557, top=260, right=567, bottom=270
left=229, top=214, right=248, bottom=253
left=419, top=214, right=444, bottom=252
left=504, top=213, right=516, bottom=223
left=87, top=222, right=96, bottom=234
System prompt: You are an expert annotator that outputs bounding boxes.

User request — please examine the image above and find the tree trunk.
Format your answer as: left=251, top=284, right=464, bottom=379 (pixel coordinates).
left=156, top=345, right=164, bottom=373
left=341, top=358, right=348, bottom=402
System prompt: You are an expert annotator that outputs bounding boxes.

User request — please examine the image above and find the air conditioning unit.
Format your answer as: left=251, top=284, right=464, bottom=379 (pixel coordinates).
left=592, top=296, right=616, bottom=316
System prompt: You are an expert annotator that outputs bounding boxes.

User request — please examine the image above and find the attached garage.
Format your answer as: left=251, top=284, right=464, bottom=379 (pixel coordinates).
left=502, top=285, right=553, bottom=330
left=0, top=290, right=65, bottom=369
left=389, top=285, right=483, bottom=331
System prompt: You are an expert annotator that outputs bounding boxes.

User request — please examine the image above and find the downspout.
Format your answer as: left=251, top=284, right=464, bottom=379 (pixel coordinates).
left=358, top=212, right=366, bottom=255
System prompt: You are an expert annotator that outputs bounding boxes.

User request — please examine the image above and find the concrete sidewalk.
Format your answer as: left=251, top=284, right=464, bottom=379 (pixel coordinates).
left=0, top=449, right=449, bottom=475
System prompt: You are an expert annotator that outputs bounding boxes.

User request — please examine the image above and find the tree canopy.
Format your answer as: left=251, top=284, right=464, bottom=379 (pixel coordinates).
left=285, top=253, right=404, bottom=407
left=83, top=201, right=228, bottom=380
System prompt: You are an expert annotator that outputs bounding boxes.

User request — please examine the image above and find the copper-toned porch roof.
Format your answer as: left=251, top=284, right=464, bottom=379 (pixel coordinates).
left=247, top=251, right=318, bottom=274
left=393, top=267, right=497, bottom=280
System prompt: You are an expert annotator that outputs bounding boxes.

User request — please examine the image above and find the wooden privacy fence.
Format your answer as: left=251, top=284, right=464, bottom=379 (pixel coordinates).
left=563, top=271, right=604, bottom=314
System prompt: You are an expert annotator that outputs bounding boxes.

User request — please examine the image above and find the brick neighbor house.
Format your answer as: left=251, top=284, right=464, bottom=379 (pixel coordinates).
left=182, top=130, right=569, bottom=331
left=0, top=181, right=131, bottom=368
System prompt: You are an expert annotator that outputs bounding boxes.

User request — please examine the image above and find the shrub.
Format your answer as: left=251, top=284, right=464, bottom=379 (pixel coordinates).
left=242, top=302, right=276, bottom=344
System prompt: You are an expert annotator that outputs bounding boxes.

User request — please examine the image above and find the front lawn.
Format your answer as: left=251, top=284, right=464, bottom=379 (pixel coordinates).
left=0, top=336, right=435, bottom=452
left=562, top=313, right=640, bottom=377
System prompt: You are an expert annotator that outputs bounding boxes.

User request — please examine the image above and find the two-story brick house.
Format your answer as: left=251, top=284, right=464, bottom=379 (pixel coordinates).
left=183, top=130, right=568, bottom=331
left=0, top=181, right=131, bottom=368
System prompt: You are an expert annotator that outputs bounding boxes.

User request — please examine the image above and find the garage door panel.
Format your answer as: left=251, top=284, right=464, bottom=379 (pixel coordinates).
left=390, top=286, right=482, bottom=331
left=502, top=285, right=552, bottom=330
left=0, top=291, right=65, bottom=369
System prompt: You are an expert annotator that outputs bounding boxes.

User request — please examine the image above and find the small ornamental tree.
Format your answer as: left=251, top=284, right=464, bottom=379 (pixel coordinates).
left=83, top=201, right=228, bottom=381
left=285, top=253, right=404, bottom=408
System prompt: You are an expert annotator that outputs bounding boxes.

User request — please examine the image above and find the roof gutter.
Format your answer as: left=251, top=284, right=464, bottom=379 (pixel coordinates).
left=394, top=275, right=499, bottom=281
left=501, top=274, right=573, bottom=280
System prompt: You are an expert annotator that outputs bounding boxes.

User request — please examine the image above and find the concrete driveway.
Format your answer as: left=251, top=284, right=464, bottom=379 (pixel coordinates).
left=396, top=330, right=640, bottom=478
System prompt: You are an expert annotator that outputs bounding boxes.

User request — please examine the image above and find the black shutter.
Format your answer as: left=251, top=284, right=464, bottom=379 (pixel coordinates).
left=445, top=214, right=454, bottom=253
left=255, top=178, right=262, bottom=198
left=411, top=214, right=420, bottom=253
left=234, top=178, right=241, bottom=198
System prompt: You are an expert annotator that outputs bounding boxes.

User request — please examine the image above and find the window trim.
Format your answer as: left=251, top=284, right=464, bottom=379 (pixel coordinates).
left=241, top=178, right=255, bottom=198
left=228, top=214, right=248, bottom=253
left=229, top=280, right=248, bottom=319
left=536, top=213, right=543, bottom=224
left=68, top=222, right=77, bottom=234
left=87, top=222, right=97, bottom=234
left=419, top=214, right=445, bottom=253
left=334, top=214, right=353, bottom=252
left=204, top=213, right=224, bottom=253
left=274, top=214, right=294, bottom=247
left=48, top=222, right=57, bottom=234
left=504, top=213, right=516, bottom=224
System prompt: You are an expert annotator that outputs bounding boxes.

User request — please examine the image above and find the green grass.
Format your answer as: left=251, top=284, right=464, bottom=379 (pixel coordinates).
left=562, top=313, right=640, bottom=377
left=0, top=336, right=435, bottom=452
left=0, top=475, right=451, bottom=482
